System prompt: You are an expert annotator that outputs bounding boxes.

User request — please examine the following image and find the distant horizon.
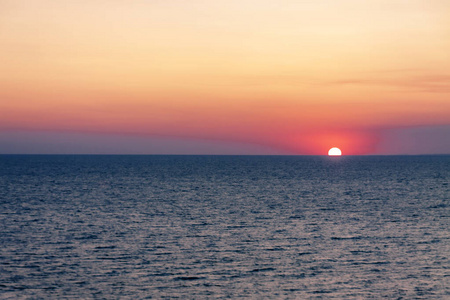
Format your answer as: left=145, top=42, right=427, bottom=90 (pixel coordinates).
left=2, top=153, right=449, bottom=156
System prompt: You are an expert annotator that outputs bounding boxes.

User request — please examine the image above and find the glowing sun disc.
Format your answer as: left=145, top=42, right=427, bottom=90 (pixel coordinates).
left=328, top=147, right=342, bottom=156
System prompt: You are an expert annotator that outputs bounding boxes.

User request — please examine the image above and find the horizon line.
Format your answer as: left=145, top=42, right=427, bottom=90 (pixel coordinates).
left=1, top=153, right=449, bottom=156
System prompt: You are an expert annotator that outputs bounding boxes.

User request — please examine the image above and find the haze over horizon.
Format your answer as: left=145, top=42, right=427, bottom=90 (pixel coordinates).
left=1, top=0, right=449, bottom=155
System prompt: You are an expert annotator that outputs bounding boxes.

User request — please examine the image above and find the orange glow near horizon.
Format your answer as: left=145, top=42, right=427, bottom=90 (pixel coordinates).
left=0, top=1, right=449, bottom=154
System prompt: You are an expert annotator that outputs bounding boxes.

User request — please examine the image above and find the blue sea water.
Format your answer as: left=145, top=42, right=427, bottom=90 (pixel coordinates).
left=0, top=155, right=448, bottom=299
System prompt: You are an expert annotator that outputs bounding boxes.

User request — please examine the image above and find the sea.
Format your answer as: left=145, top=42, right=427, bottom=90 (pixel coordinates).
left=0, top=155, right=448, bottom=299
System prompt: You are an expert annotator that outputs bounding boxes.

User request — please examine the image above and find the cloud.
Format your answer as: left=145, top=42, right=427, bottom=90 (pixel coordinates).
left=375, top=125, right=450, bottom=154
left=0, top=130, right=286, bottom=155
left=325, top=74, right=450, bottom=93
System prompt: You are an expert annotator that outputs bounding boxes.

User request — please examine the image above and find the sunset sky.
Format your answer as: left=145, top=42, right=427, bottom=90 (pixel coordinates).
left=1, top=0, right=449, bottom=154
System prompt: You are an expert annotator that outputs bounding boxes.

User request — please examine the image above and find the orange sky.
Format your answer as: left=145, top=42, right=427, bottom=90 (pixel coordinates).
left=0, top=0, right=449, bottom=154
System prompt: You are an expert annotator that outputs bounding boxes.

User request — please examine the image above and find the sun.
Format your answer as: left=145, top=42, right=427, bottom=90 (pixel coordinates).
left=328, top=147, right=342, bottom=156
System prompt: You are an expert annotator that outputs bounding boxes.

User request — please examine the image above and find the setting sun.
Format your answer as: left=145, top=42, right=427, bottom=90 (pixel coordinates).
left=328, top=147, right=342, bottom=156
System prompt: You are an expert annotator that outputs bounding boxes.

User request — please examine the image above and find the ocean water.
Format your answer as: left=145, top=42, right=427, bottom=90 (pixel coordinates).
left=0, top=155, right=448, bottom=299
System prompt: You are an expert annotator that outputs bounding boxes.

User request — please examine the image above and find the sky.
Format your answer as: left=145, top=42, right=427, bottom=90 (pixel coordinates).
left=0, top=0, right=449, bottom=155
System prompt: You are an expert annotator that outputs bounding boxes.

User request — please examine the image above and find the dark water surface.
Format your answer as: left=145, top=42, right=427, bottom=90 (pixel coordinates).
left=0, top=155, right=449, bottom=299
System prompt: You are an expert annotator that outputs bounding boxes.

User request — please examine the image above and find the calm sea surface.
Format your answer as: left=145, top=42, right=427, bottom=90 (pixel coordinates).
left=0, top=155, right=449, bottom=299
